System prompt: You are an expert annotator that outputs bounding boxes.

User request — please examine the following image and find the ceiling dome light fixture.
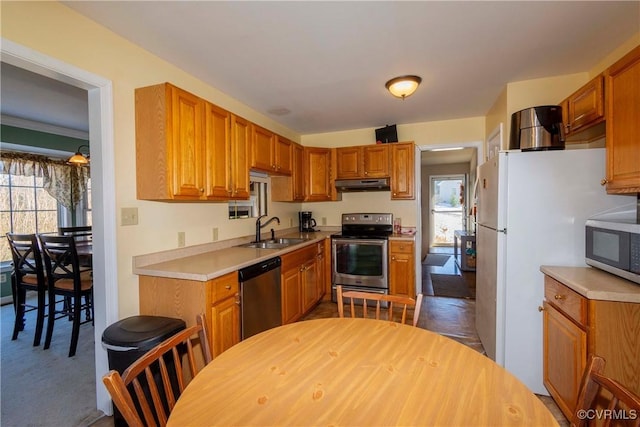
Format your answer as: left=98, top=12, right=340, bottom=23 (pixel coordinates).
left=385, top=75, right=422, bottom=100
left=67, top=144, right=90, bottom=166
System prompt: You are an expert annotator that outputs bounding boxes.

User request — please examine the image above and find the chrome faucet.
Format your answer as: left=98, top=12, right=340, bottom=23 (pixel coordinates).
left=255, top=215, right=280, bottom=242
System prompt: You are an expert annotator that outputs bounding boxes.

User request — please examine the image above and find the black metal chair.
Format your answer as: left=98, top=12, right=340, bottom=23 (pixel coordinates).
left=38, top=234, right=94, bottom=357
left=6, top=233, right=47, bottom=346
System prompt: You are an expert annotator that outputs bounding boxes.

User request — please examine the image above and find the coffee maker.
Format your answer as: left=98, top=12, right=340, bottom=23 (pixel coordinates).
left=299, top=211, right=317, bottom=232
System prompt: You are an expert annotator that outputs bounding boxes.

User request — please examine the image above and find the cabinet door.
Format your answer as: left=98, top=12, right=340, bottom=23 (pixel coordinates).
left=389, top=241, right=414, bottom=298
left=390, top=142, right=415, bottom=200
left=316, top=243, right=326, bottom=300
left=251, top=124, right=275, bottom=172
left=565, top=75, right=604, bottom=135
left=301, top=259, right=318, bottom=313
left=210, top=295, right=240, bottom=357
left=275, top=136, right=292, bottom=175
left=169, top=85, right=205, bottom=199
left=292, top=143, right=305, bottom=201
left=542, top=301, right=587, bottom=420
left=605, top=45, right=640, bottom=194
left=281, top=267, right=302, bottom=324
left=204, top=102, right=232, bottom=200
left=304, top=147, right=332, bottom=201
left=336, top=147, right=362, bottom=178
left=230, top=115, right=251, bottom=199
left=363, top=145, right=389, bottom=177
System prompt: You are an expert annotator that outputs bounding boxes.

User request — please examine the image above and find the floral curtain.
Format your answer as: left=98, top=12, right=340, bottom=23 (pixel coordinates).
left=0, top=151, right=90, bottom=210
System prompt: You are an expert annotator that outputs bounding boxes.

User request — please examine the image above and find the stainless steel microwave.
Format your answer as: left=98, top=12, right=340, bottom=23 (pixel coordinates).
left=585, top=219, right=640, bottom=284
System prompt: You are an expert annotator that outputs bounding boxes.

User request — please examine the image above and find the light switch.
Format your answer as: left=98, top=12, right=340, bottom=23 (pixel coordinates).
left=121, top=207, right=139, bottom=226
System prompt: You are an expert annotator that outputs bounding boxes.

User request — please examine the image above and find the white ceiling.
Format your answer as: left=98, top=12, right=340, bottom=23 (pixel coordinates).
left=1, top=2, right=638, bottom=146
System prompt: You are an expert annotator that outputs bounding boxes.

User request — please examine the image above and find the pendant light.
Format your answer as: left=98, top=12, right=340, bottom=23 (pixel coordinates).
left=385, top=75, right=422, bottom=100
left=67, top=145, right=90, bottom=166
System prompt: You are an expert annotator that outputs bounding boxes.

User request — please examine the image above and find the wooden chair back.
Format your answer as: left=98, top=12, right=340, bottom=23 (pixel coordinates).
left=6, top=233, right=47, bottom=345
left=38, top=234, right=88, bottom=285
left=58, top=225, right=92, bottom=239
left=571, top=355, right=640, bottom=427
left=102, top=314, right=213, bottom=427
left=336, top=285, right=423, bottom=327
left=6, top=233, right=46, bottom=288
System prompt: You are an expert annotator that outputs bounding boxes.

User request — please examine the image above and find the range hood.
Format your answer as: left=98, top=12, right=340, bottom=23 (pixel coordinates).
left=335, top=178, right=390, bottom=192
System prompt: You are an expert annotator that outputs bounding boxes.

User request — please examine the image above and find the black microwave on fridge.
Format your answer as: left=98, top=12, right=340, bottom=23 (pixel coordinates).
left=585, top=219, right=640, bottom=285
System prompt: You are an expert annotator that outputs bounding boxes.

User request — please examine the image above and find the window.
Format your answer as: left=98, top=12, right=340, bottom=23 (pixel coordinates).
left=0, top=173, right=59, bottom=262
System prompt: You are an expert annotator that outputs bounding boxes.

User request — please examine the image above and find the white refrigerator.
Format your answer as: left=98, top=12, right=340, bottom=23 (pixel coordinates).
left=475, top=147, right=629, bottom=395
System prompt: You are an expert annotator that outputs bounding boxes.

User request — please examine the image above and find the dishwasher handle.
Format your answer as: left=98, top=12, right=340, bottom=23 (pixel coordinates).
left=238, top=257, right=282, bottom=282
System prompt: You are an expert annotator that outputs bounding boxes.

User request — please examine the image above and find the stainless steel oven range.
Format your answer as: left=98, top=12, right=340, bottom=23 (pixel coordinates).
left=331, top=213, right=393, bottom=302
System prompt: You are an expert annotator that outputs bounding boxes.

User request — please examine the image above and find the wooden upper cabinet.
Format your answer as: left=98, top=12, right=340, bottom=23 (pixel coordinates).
left=204, top=102, right=232, bottom=200
left=271, top=142, right=304, bottom=202
left=304, top=147, right=332, bottom=202
left=251, top=124, right=275, bottom=173
left=390, top=142, right=415, bottom=200
left=563, top=74, right=605, bottom=137
left=229, top=115, right=251, bottom=199
left=604, top=44, right=640, bottom=194
left=250, top=126, right=292, bottom=175
left=274, top=135, right=293, bottom=175
left=336, top=145, right=389, bottom=179
left=335, top=146, right=361, bottom=178
left=136, top=83, right=206, bottom=201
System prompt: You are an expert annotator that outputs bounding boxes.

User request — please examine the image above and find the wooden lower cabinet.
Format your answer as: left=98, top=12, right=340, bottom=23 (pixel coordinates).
left=542, top=300, right=587, bottom=419
left=280, top=241, right=327, bottom=324
left=542, top=275, right=640, bottom=420
left=389, top=240, right=415, bottom=298
left=139, top=271, right=240, bottom=358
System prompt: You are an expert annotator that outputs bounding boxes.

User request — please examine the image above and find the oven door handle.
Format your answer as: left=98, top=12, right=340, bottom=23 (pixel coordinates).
left=332, top=238, right=387, bottom=246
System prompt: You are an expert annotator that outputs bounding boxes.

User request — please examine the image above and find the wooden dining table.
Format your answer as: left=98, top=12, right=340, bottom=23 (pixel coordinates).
left=168, top=318, right=558, bottom=426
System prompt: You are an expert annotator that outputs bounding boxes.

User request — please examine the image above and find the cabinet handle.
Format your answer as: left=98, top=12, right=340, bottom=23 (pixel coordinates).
left=235, top=294, right=240, bottom=305
left=199, top=188, right=204, bottom=193
left=554, top=295, right=565, bottom=300
left=391, top=256, right=396, bottom=261
left=225, top=285, right=231, bottom=290
left=538, top=306, right=544, bottom=312
left=393, top=192, right=397, bottom=196
left=600, top=178, right=608, bottom=186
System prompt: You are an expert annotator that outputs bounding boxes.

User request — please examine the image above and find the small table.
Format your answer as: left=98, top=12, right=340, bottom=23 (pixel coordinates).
left=168, top=318, right=557, bottom=426
left=454, top=229, right=476, bottom=271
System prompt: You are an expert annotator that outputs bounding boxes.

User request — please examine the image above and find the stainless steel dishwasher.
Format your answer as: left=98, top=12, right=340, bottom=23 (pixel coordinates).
left=238, top=257, right=282, bottom=339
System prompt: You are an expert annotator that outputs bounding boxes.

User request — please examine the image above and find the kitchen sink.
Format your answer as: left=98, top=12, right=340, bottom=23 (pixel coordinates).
left=240, top=238, right=306, bottom=249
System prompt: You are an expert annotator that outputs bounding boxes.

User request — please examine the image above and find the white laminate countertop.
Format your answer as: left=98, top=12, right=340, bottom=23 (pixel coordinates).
left=133, top=231, right=335, bottom=282
left=133, top=230, right=417, bottom=282
left=540, top=266, right=640, bottom=304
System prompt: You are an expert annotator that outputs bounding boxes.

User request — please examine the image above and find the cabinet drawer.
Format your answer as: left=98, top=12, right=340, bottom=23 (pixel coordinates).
left=544, top=276, right=587, bottom=326
left=390, top=240, right=413, bottom=254
left=210, top=272, right=239, bottom=303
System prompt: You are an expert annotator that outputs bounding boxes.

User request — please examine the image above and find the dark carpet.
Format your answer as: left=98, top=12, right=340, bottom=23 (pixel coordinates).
left=431, top=273, right=473, bottom=299
left=423, top=254, right=451, bottom=267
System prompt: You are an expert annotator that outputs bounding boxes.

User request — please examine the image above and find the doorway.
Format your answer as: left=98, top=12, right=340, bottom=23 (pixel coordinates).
left=2, top=39, right=117, bottom=415
left=429, top=175, right=465, bottom=247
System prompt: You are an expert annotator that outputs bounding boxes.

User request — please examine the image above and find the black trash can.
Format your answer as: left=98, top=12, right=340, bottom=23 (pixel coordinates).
left=102, top=315, right=186, bottom=427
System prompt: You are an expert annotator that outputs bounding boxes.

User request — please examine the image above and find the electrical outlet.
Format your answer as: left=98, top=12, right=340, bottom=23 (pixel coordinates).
left=121, top=207, right=139, bottom=226
left=178, top=232, right=185, bottom=247
left=212, top=228, right=219, bottom=241
left=322, top=217, right=327, bottom=226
